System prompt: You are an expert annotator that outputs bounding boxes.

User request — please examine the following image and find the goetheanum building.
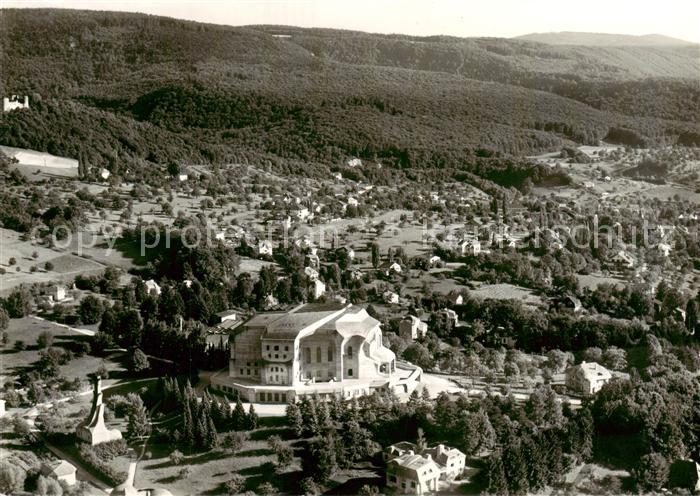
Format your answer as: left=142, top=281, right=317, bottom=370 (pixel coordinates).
left=211, top=303, right=421, bottom=402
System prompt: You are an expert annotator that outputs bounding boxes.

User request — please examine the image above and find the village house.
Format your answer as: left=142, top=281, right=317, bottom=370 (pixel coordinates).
left=385, top=442, right=467, bottom=493
left=211, top=303, right=420, bottom=402
left=2, top=95, right=29, bottom=112
left=347, top=197, right=359, bottom=207
left=50, top=285, right=67, bottom=302
left=100, top=168, right=111, bottom=180
left=565, top=361, right=612, bottom=395
left=296, top=207, right=311, bottom=221
left=399, top=316, right=428, bottom=341
left=657, top=242, right=672, bottom=257
left=347, top=158, right=362, bottom=167
left=425, top=444, right=467, bottom=480
left=611, top=250, right=635, bottom=269
left=447, top=292, right=464, bottom=306
left=428, top=255, right=441, bottom=267
left=41, top=460, right=77, bottom=486
left=144, top=279, right=161, bottom=297
left=386, top=451, right=441, bottom=495
left=384, top=262, right=403, bottom=276
left=384, top=291, right=400, bottom=305
left=436, top=309, right=459, bottom=328
left=459, top=239, right=481, bottom=256
left=258, top=240, right=274, bottom=256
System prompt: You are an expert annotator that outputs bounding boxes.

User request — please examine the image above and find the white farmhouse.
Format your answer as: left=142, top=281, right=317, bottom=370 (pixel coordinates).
left=566, top=361, right=612, bottom=395
left=145, top=279, right=161, bottom=297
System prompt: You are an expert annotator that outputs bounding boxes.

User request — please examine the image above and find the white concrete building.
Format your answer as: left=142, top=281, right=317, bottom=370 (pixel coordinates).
left=211, top=303, right=421, bottom=402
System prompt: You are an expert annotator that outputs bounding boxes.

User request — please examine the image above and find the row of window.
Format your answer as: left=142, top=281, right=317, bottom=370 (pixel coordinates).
left=267, top=353, right=288, bottom=360
left=239, top=368, right=259, bottom=376
left=388, top=476, right=418, bottom=489
left=265, top=344, right=289, bottom=352
left=303, top=346, right=354, bottom=364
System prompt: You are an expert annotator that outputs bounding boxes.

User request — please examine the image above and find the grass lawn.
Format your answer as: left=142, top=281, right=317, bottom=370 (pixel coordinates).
left=134, top=422, right=302, bottom=495
left=0, top=228, right=106, bottom=295
left=0, top=317, right=126, bottom=384
left=469, top=283, right=543, bottom=307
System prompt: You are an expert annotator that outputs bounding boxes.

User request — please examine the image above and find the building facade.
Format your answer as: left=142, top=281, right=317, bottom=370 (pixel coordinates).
left=211, top=303, right=421, bottom=402
left=565, top=361, right=612, bottom=395
left=385, top=442, right=466, bottom=493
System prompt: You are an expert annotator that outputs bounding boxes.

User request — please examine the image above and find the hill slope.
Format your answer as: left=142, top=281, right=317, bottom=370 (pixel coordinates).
left=514, top=32, right=696, bottom=47
left=1, top=9, right=699, bottom=183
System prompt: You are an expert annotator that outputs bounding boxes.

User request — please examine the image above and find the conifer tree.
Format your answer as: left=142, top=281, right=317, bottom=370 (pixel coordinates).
left=182, top=400, right=195, bottom=450
left=247, top=404, right=258, bottom=430
left=232, top=398, right=247, bottom=430
left=486, top=450, right=508, bottom=495
left=205, top=415, right=218, bottom=449
left=285, top=400, right=304, bottom=437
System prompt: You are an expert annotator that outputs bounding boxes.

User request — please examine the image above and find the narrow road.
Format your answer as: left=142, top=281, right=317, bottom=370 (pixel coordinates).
left=32, top=315, right=96, bottom=336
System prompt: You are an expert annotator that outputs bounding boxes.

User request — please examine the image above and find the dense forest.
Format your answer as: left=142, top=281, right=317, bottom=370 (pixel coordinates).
left=0, top=9, right=699, bottom=181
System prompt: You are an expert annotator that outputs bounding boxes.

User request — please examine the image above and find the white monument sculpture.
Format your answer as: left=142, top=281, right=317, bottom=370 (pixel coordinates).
left=76, top=374, right=122, bottom=445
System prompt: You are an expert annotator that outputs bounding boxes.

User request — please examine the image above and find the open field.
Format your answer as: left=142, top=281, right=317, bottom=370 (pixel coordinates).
left=0, top=228, right=106, bottom=295
left=0, top=316, right=125, bottom=385
left=576, top=273, right=626, bottom=290
left=469, top=283, right=544, bottom=307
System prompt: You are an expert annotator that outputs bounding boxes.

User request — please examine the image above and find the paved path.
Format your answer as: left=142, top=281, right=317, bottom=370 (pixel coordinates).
left=32, top=315, right=96, bottom=336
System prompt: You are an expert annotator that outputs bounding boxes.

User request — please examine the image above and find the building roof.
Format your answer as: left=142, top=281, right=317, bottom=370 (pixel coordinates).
left=388, top=453, right=441, bottom=479
left=569, top=361, right=612, bottom=381
left=41, top=460, right=76, bottom=477
left=216, top=309, right=240, bottom=319
left=244, top=304, right=381, bottom=341
left=207, top=319, right=242, bottom=332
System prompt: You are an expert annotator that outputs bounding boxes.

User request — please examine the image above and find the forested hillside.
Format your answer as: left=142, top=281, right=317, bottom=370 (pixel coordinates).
left=1, top=9, right=699, bottom=181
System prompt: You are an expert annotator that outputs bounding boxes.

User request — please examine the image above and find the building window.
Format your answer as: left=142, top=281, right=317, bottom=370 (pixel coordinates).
left=347, top=346, right=353, bottom=358
left=266, top=345, right=270, bottom=351
left=275, top=354, right=279, bottom=359
left=305, top=348, right=311, bottom=364
left=316, top=347, right=322, bottom=363
left=284, top=346, right=289, bottom=351
left=348, top=368, right=353, bottom=377
left=246, top=369, right=251, bottom=375
left=240, top=369, right=244, bottom=375
left=274, top=345, right=279, bottom=351
left=389, top=476, right=397, bottom=483
left=328, top=347, right=333, bottom=361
